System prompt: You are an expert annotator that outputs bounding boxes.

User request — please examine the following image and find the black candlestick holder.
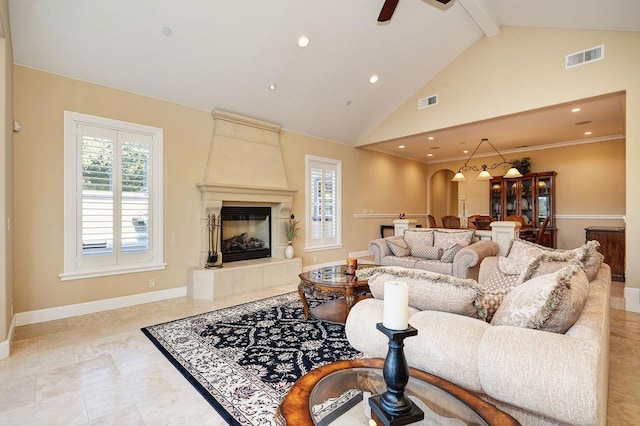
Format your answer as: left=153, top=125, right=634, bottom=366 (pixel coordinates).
left=369, top=323, right=424, bottom=426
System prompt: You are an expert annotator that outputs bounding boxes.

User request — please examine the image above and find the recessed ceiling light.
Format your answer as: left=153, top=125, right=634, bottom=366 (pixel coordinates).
left=369, top=75, right=379, bottom=84
left=584, top=131, right=592, bottom=135
left=161, top=27, right=172, bottom=37
left=428, top=136, right=434, bottom=140
left=298, top=36, right=310, bottom=48
left=463, top=150, right=469, bottom=154
left=427, top=153, right=433, bottom=157
left=345, top=100, right=352, bottom=106
left=398, top=145, right=405, bottom=149
left=572, top=107, right=581, bottom=112
left=268, top=83, right=276, bottom=91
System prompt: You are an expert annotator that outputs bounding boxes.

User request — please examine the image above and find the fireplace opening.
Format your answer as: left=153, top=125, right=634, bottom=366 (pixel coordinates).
left=220, top=206, right=271, bottom=262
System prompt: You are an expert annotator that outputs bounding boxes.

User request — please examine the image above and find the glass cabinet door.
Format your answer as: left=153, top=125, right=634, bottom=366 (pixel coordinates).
left=490, top=180, right=503, bottom=220
left=519, top=177, right=534, bottom=226
left=536, top=175, right=553, bottom=227
left=504, top=178, right=519, bottom=218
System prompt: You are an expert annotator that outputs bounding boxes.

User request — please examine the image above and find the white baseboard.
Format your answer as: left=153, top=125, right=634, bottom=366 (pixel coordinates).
left=15, top=287, right=187, bottom=327
left=0, top=315, right=16, bottom=360
left=625, top=287, right=640, bottom=313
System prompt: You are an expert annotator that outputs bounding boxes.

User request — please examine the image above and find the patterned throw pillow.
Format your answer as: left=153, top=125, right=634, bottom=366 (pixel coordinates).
left=441, top=243, right=464, bottom=263
left=491, top=264, right=589, bottom=333
left=357, top=266, right=487, bottom=320
left=481, top=257, right=528, bottom=321
left=507, top=239, right=604, bottom=281
left=433, top=230, right=475, bottom=251
left=386, top=238, right=411, bottom=257
left=403, top=230, right=435, bottom=258
left=506, top=239, right=545, bottom=264
left=573, top=240, right=605, bottom=281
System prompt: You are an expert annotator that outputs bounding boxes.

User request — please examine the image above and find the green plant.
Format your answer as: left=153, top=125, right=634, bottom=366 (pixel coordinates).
left=285, top=214, right=300, bottom=242
left=510, top=157, right=531, bottom=175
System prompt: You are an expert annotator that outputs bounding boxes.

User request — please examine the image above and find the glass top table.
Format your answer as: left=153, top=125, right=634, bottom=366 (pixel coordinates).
left=276, top=358, right=520, bottom=425
left=297, top=264, right=378, bottom=324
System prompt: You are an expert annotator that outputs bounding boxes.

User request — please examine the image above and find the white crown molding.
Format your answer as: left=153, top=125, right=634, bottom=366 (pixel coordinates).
left=15, top=287, right=187, bottom=327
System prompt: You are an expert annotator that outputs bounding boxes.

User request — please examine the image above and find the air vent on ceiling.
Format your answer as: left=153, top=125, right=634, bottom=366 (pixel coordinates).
left=418, top=94, right=438, bottom=109
left=566, top=45, right=604, bottom=69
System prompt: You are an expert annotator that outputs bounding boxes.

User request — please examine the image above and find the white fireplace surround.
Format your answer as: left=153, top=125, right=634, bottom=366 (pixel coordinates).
left=196, top=109, right=298, bottom=264
left=189, top=110, right=301, bottom=301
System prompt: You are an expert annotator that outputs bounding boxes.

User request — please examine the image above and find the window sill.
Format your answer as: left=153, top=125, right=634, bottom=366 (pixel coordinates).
left=59, top=262, right=167, bottom=281
left=303, top=243, right=343, bottom=252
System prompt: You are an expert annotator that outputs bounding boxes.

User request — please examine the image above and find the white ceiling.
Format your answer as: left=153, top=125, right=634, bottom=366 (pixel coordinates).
left=8, top=0, right=638, bottom=161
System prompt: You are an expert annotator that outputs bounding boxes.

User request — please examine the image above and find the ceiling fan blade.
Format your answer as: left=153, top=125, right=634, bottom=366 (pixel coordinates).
left=378, top=0, right=399, bottom=22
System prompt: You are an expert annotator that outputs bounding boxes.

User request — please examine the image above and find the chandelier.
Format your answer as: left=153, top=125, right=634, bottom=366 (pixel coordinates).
left=451, top=138, right=523, bottom=182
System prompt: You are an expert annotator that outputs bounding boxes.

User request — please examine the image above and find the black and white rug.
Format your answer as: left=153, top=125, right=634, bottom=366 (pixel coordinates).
left=141, top=292, right=362, bottom=425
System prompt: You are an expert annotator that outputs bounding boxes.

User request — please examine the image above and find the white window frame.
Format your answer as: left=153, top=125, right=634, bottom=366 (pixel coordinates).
left=304, top=155, right=342, bottom=251
left=61, top=111, right=166, bottom=280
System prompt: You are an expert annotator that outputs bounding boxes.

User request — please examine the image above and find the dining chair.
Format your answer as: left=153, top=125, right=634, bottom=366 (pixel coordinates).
left=427, top=214, right=437, bottom=228
left=442, top=215, right=461, bottom=229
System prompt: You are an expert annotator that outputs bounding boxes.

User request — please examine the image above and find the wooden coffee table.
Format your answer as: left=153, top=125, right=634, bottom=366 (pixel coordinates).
left=276, top=358, right=520, bottom=425
left=298, top=264, right=377, bottom=324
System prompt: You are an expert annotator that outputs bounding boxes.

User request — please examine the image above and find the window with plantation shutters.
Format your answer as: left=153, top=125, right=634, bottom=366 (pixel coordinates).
left=62, top=111, right=165, bottom=280
left=305, top=155, right=342, bottom=250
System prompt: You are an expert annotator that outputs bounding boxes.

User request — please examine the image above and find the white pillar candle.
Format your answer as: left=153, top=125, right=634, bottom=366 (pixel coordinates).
left=382, top=280, right=409, bottom=330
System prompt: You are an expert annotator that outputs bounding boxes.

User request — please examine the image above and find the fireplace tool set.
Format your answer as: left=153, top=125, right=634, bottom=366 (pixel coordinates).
left=206, top=214, right=222, bottom=268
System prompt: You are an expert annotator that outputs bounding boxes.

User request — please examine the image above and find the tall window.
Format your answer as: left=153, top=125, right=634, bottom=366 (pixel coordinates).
left=305, top=155, right=342, bottom=250
left=61, top=111, right=165, bottom=280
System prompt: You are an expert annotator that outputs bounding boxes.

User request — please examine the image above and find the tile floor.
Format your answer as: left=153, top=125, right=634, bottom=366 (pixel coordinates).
left=1, top=283, right=639, bottom=425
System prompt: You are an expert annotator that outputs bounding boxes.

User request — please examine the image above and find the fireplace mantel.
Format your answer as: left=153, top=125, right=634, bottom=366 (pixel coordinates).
left=196, top=183, right=298, bottom=203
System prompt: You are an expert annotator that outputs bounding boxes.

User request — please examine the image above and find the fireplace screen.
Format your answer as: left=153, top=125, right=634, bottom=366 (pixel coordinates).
left=220, top=206, right=271, bottom=262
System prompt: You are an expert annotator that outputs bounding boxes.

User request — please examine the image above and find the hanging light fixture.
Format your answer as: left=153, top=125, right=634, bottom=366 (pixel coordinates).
left=451, top=138, right=523, bottom=182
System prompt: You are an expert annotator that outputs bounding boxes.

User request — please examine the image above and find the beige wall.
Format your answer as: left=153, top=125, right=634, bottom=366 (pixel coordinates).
left=0, top=0, right=13, bottom=342
left=427, top=139, right=625, bottom=249
left=362, top=27, right=639, bottom=289
left=12, top=66, right=428, bottom=313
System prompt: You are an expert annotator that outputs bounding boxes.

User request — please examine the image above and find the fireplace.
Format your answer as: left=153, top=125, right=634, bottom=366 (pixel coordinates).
left=196, top=110, right=298, bottom=266
left=220, top=206, right=271, bottom=262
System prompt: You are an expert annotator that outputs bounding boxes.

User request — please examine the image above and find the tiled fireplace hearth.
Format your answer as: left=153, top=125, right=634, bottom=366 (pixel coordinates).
left=188, top=110, right=301, bottom=300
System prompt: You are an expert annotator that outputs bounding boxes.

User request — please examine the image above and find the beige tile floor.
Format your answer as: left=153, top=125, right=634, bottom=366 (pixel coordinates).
left=1, top=282, right=639, bottom=425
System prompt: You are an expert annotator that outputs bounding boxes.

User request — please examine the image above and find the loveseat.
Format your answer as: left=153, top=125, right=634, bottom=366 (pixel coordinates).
left=346, top=239, right=610, bottom=425
left=368, top=228, right=499, bottom=280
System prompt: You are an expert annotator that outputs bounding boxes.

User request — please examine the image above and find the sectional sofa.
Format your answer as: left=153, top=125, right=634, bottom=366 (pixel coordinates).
left=346, top=240, right=610, bottom=425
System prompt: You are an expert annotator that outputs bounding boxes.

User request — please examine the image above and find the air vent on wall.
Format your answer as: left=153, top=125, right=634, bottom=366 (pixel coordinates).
left=418, top=94, right=438, bottom=109
left=566, top=45, right=604, bottom=69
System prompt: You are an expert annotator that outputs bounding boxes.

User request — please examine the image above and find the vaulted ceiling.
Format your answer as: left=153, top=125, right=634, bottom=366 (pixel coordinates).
left=8, top=0, right=638, bottom=161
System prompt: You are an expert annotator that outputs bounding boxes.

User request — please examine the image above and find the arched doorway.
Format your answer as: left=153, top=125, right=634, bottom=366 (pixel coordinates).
left=429, top=169, right=457, bottom=227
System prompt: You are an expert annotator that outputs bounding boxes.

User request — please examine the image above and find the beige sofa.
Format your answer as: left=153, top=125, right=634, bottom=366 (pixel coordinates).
left=346, top=240, right=610, bottom=425
left=369, top=228, right=499, bottom=280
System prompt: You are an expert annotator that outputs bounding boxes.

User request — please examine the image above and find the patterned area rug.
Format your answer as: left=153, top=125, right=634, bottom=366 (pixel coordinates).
left=141, top=292, right=362, bottom=425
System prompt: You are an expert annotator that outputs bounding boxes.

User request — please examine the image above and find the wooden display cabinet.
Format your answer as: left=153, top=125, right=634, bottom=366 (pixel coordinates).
left=490, top=171, right=557, bottom=247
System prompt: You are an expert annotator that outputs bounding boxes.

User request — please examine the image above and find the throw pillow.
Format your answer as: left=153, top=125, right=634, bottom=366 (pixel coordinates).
left=507, top=238, right=604, bottom=281
left=573, top=240, right=605, bottom=281
left=441, top=243, right=466, bottom=263
left=481, top=256, right=529, bottom=321
left=433, top=230, right=475, bottom=251
left=519, top=251, right=580, bottom=282
left=386, top=238, right=411, bottom=257
left=506, top=239, right=545, bottom=264
left=357, top=266, right=487, bottom=320
left=491, top=264, right=589, bottom=333
left=403, top=229, right=435, bottom=258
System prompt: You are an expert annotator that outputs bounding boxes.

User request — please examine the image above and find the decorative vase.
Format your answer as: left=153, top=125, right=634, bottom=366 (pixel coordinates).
left=285, top=242, right=294, bottom=259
